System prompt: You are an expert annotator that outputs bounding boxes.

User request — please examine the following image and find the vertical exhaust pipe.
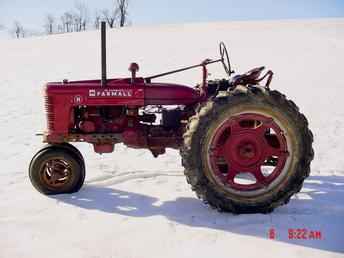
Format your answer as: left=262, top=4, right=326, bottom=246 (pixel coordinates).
left=101, top=21, right=107, bottom=87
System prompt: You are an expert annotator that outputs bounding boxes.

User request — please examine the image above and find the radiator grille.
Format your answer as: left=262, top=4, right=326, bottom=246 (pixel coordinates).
left=44, top=96, right=55, bottom=131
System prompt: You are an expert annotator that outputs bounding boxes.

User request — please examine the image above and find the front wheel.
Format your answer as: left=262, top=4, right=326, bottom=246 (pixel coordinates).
left=29, top=145, right=85, bottom=195
left=181, top=87, right=314, bottom=213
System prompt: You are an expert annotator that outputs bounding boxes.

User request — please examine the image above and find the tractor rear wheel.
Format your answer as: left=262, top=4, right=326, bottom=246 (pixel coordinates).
left=29, top=145, right=85, bottom=195
left=181, top=87, right=314, bottom=213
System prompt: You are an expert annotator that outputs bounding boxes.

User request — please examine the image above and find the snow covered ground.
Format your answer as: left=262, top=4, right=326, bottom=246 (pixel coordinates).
left=0, top=18, right=343, bottom=258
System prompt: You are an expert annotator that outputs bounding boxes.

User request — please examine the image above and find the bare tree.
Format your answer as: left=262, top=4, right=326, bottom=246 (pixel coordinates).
left=61, top=12, right=74, bottom=33
left=101, top=0, right=129, bottom=28
left=57, top=24, right=64, bottom=33
left=72, top=13, right=79, bottom=32
left=6, top=0, right=130, bottom=38
left=117, top=0, right=129, bottom=27
left=44, top=14, right=55, bottom=34
left=101, top=8, right=117, bottom=28
left=60, top=13, right=67, bottom=32
left=12, top=21, right=25, bottom=38
left=94, top=10, right=101, bottom=29
left=74, top=1, right=89, bottom=31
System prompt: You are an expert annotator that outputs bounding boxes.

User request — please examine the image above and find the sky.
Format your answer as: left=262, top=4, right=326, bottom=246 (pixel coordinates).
left=0, top=0, right=344, bottom=36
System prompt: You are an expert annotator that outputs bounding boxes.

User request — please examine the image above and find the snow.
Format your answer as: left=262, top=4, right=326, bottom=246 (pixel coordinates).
left=0, top=18, right=344, bottom=258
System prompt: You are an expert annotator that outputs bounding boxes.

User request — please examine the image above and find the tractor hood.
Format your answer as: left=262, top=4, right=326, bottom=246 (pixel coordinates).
left=45, top=77, right=201, bottom=106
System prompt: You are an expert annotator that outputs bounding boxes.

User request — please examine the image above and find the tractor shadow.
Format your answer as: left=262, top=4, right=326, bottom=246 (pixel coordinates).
left=53, top=175, right=344, bottom=254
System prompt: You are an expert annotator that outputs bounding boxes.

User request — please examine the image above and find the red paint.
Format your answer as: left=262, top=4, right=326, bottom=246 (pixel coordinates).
left=43, top=76, right=200, bottom=153
left=42, top=43, right=275, bottom=155
left=209, top=113, right=289, bottom=191
left=93, top=143, right=114, bottom=153
left=44, top=79, right=200, bottom=132
left=268, top=228, right=276, bottom=239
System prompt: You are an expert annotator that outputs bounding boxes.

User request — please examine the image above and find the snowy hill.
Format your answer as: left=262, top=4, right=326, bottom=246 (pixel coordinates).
left=0, top=19, right=343, bottom=258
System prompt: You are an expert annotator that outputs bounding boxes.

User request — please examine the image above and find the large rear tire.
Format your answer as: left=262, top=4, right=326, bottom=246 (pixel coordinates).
left=181, top=86, right=314, bottom=213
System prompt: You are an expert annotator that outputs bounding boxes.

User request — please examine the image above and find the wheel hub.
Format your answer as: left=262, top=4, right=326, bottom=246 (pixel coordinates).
left=208, top=113, right=289, bottom=192
left=239, top=143, right=255, bottom=159
left=41, top=159, right=71, bottom=188
left=225, top=133, right=263, bottom=168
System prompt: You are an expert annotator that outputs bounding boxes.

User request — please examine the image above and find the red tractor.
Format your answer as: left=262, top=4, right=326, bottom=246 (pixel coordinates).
left=29, top=22, right=314, bottom=213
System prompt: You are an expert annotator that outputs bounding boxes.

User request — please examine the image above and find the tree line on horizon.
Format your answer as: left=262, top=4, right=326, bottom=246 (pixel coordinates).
left=0, top=0, right=129, bottom=39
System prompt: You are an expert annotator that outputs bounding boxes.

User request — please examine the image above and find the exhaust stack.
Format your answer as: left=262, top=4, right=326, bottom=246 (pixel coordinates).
left=101, top=21, right=107, bottom=87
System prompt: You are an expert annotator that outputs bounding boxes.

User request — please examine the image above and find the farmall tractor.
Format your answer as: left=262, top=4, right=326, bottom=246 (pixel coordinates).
left=29, top=22, right=314, bottom=213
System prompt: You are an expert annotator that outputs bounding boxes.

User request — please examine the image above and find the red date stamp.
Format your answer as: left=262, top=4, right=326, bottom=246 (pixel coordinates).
left=268, top=228, right=322, bottom=240
left=288, top=228, right=322, bottom=240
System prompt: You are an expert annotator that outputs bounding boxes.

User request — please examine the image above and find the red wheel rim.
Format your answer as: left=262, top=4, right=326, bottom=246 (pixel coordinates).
left=208, top=113, right=289, bottom=192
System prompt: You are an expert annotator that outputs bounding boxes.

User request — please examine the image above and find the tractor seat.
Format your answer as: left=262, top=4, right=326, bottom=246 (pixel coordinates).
left=230, top=66, right=265, bottom=86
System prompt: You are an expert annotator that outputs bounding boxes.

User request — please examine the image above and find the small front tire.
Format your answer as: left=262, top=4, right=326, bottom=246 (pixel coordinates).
left=29, top=145, right=85, bottom=195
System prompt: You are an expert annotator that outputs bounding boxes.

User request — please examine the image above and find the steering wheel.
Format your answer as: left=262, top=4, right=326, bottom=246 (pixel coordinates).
left=219, top=42, right=233, bottom=77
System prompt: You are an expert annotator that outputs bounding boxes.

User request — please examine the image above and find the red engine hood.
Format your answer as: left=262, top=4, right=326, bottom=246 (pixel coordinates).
left=45, top=78, right=201, bottom=106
